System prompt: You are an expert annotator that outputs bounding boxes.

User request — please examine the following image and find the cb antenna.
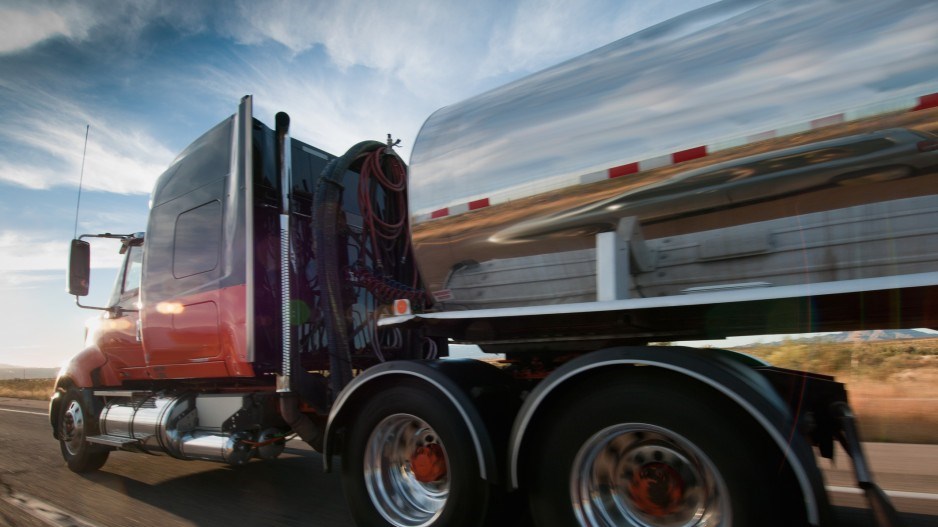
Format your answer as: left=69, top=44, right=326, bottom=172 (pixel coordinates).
left=73, top=124, right=90, bottom=239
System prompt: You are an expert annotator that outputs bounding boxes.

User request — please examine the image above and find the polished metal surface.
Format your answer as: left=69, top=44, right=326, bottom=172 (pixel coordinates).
left=180, top=431, right=253, bottom=465
left=364, top=413, right=449, bottom=527
left=60, top=400, right=86, bottom=456
left=572, top=424, right=728, bottom=527
left=127, top=396, right=180, bottom=440
left=99, top=393, right=255, bottom=464
left=99, top=401, right=136, bottom=438
left=100, top=394, right=193, bottom=453
left=194, top=394, right=247, bottom=430
left=408, top=0, right=938, bottom=318
left=256, top=428, right=286, bottom=460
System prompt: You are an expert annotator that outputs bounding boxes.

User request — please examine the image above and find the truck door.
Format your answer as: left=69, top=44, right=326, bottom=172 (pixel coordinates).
left=97, top=240, right=147, bottom=380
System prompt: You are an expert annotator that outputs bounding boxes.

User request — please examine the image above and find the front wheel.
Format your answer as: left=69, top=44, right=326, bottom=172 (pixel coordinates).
left=525, top=368, right=806, bottom=527
left=58, top=388, right=109, bottom=473
left=340, top=381, right=491, bottom=527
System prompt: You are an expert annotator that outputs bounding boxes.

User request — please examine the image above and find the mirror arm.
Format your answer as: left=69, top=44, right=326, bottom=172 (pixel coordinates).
left=72, top=300, right=139, bottom=315
left=74, top=297, right=109, bottom=312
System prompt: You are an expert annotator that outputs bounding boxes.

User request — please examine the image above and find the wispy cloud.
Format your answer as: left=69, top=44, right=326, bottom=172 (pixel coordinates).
left=480, top=0, right=620, bottom=77
left=4, top=0, right=716, bottom=94
left=216, top=1, right=497, bottom=95
left=0, top=81, right=175, bottom=193
left=0, top=231, right=67, bottom=272
left=200, top=1, right=724, bottom=156
left=198, top=53, right=438, bottom=159
left=0, top=270, right=60, bottom=291
left=210, top=0, right=703, bottom=104
left=0, top=229, right=125, bottom=274
left=0, top=1, right=210, bottom=54
left=479, top=0, right=718, bottom=79
left=0, top=2, right=92, bottom=54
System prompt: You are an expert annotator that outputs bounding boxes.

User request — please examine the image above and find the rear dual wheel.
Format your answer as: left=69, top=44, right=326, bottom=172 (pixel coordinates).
left=526, top=369, right=806, bottom=527
left=341, top=382, right=492, bottom=527
left=572, top=423, right=730, bottom=526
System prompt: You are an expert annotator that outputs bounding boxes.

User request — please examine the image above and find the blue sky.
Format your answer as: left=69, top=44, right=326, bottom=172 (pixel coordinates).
left=0, top=0, right=722, bottom=367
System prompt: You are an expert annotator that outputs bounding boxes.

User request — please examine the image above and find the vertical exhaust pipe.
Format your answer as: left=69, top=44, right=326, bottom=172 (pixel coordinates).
left=275, top=111, right=292, bottom=394
left=274, top=111, right=325, bottom=451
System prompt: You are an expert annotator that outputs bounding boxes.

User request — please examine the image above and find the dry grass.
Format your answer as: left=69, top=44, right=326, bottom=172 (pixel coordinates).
left=0, top=378, right=55, bottom=400
left=741, top=339, right=938, bottom=444
left=844, top=371, right=938, bottom=443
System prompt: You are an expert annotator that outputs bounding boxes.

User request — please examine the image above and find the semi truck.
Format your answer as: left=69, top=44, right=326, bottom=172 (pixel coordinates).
left=52, top=0, right=938, bottom=526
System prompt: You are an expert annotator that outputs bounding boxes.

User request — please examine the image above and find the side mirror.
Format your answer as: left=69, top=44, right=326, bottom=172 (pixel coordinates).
left=68, top=239, right=91, bottom=296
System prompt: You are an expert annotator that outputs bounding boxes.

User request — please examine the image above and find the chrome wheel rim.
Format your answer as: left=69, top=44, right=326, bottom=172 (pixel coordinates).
left=572, top=424, right=730, bottom=527
left=364, top=413, right=449, bottom=527
left=61, top=400, right=86, bottom=456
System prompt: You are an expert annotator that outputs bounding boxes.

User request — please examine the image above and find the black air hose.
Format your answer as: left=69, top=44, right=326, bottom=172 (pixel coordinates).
left=313, top=140, right=385, bottom=398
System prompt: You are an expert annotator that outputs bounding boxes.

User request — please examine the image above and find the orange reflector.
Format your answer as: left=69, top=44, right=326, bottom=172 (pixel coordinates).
left=393, top=299, right=412, bottom=316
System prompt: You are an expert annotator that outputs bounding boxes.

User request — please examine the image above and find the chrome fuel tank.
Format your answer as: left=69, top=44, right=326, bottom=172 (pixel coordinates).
left=408, top=0, right=938, bottom=311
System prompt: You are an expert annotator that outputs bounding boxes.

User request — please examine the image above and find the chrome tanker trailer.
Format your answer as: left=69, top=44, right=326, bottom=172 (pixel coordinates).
left=56, top=0, right=937, bottom=526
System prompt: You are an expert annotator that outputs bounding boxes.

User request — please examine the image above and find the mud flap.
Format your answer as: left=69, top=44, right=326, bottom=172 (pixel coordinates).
left=830, top=402, right=903, bottom=527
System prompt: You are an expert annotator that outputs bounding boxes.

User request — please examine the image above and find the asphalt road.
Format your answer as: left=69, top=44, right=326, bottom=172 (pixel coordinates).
left=2, top=398, right=936, bottom=527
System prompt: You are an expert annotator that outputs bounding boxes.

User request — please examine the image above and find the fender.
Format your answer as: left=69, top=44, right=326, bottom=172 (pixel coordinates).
left=323, top=359, right=520, bottom=482
left=54, top=346, right=116, bottom=389
left=507, top=346, right=828, bottom=526
left=49, top=346, right=110, bottom=435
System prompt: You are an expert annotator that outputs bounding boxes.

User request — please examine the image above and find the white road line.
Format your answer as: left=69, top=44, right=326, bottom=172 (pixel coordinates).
left=827, top=485, right=938, bottom=501
left=0, top=408, right=46, bottom=416
left=2, top=491, right=103, bottom=527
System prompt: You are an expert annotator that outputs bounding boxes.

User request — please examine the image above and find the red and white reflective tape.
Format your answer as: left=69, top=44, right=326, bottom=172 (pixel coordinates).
left=914, top=93, right=938, bottom=111
left=414, top=92, right=938, bottom=224
left=420, top=197, right=491, bottom=222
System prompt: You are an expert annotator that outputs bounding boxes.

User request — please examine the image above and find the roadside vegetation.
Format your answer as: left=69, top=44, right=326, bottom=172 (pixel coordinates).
left=2, top=338, right=935, bottom=443
left=739, top=338, right=938, bottom=444
left=0, top=378, right=54, bottom=400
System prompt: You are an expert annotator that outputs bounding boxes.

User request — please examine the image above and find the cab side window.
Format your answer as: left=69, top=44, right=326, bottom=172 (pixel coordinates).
left=122, top=245, right=143, bottom=297
left=173, top=200, right=221, bottom=279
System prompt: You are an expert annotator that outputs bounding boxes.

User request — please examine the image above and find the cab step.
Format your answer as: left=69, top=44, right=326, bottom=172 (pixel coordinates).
left=86, top=435, right=140, bottom=448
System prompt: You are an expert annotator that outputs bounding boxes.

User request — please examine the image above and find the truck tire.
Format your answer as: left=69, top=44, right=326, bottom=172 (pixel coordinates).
left=341, top=381, right=491, bottom=527
left=58, top=388, right=109, bottom=473
left=525, top=368, right=806, bottom=527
